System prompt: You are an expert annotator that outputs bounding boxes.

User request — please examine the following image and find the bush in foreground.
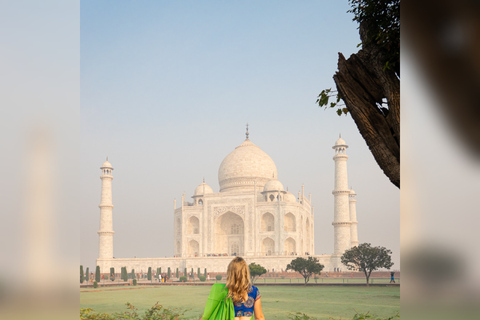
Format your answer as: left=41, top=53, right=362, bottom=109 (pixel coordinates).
left=198, top=275, right=206, bottom=282
left=288, top=312, right=400, bottom=320
left=179, top=276, right=187, bottom=282
left=80, top=302, right=185, bottom=320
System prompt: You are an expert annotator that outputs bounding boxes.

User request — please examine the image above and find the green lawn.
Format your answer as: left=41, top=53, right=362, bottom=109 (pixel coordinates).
left=80, top=285, right=399, bottom=319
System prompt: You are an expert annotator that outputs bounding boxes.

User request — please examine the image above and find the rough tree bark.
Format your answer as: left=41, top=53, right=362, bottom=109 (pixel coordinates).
left=333, top=22, right=400, bottom=188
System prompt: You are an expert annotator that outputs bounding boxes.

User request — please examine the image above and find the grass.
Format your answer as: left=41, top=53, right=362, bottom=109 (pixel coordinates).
left=80, top=285, right=399, bottom=320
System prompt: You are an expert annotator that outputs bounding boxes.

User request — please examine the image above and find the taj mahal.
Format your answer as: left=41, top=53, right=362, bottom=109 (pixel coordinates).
left=96, top=129, right=359, bottom=273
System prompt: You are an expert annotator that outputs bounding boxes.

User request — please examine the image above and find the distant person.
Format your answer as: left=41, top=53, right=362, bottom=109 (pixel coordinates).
left=201, top=257, right=265, bottom=320
left=390, top=272, right=395, bottom=283
left=159, top=274, right=162, bottom=282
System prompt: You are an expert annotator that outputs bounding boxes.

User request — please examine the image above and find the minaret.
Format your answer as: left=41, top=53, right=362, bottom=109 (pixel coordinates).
left=332, top=135, right=352, bottom=255
left=349, top=189, right=359, bottom=247
left=98, top=158, right=114, bottom=260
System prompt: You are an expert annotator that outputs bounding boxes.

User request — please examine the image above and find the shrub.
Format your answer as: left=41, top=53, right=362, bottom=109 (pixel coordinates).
left=80, top=302, right=186, bottom=320
left=80, top=265, right=84, bottom=284
left=110, top=267, right=115, bottom=281
left=204, top=268, right=207, bottom=278
left=199, top=275, right=206, bottom=282
left=131, top=268, right=135, bottom=279
left=179, top=276, right=187, bottom=282
left=147, top=267, right=152, bottom=280
left=175, top=268, right=179, bottom=278
left=216, top=274, right=222, bottom=281
left=95, top=266, right=101, bottom=282
left=93, top=281, right=98, bottom=288
left=85, top=267, right=90, bottom=282
left=168, top=267, right=171, bottom=278
left=133, top=279, right=137, bottom=286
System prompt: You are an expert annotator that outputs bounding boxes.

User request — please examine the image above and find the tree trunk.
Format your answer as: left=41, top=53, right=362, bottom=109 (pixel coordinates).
left=333, top=23, right=400, bottom=188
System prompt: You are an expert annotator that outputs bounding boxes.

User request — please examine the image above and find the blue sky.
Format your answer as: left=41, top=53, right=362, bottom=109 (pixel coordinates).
left=80, top=1, right=399, bottom=269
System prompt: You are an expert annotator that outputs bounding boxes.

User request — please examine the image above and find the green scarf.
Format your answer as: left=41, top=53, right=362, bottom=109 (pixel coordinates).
left=202, top=283, right=235, bottom=320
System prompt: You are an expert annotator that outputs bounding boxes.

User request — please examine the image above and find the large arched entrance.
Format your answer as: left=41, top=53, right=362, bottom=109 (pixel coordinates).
left=215, top=212, right=244, bottom=255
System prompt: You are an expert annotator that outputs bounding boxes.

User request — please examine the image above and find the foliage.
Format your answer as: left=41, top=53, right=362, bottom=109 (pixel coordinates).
left=197, top=268, right=200, bottom=278
left=198, top=275, right=206, bottom=282
left=80, top=302, right=186, bottom=320
left=133, top=279, right=137, bottom=286
left=175, top=268, right=178, bottom=278
left=191, top=268, right=194, bottom=279
left=204, top=268, right=207, bottom=278
left=81, top=265, right=85, bottom=284
left=168, top=267, right=171, bottom=278
left=249, top=263, right=267, bottom=284
left=286, top=257, right=324, bottom=284
left=131, top=269, right=135, bottom=280
left=95, top=266, right=101, bottom=283
left=184, top=268, right=187, bottom=278
left=148, top=267, right=152, bottom=281
left=86, top=267, right=90, bottom=282
left=215, top=275, right=222, bottom=281
left=179, top=276, right=187, bottom=282
left=121, top=267, right=129, bottom=282
left=289, top=311, right=399, bottom=320
left=341, top=243, right=394, bottom=285
left=110, top=267, right=115, bottom=281
left=288, top=312, right=318, bottom=320
left=348, top=0, right=400, bottom=74
left=93, top=281, right=98, bottom=288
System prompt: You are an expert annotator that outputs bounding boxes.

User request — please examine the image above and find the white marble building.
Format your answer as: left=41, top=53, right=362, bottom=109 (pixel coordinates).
left=96, top=132, right=359, bottom=273
left=174, top=132, right=314, bottom=258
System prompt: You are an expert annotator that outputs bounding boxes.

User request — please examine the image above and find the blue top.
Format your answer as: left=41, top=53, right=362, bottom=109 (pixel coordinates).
left=233, top=285, right=261, bottom=317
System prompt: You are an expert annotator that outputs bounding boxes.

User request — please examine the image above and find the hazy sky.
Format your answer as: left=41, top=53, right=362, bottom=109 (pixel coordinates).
left=80, top=1, right=399, bottom=269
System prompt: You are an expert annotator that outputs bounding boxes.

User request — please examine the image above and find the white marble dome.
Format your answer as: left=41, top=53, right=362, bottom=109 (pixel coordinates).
left=284, top=192, right=297, bottom=203
left=101, top=160, right=112, bottom=168
left=218, top=139, right=277, bottom=192
left=335, top=137, right=346, bottom=146
left=263, top=179, right=284, bottom=192
left=194, top=182, right=214, bottom=196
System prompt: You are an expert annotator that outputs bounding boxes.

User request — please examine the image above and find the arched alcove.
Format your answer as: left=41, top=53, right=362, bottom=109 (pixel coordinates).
left=284, top=237, right=296, bottom=255
left=187, top=216, right=200, bottom=234
left=188, top=240, right=199, bottom=257
left=284, top=212, right=296, bottom=232
left=262, top=237, right=275, bottom=256
left=261, top=212, right=274, bottom=232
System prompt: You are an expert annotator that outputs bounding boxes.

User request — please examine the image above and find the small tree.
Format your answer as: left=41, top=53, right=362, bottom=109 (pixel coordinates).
left=95, top=266, right=101, bottom=282
left=216, top=274, right=222, bottom=281
left=204, top=268, right=207, bottom=278
left=184, top=268, right=187, bottom=278
left=80, top=265, right=84, bottom=284
left=286, top=257, right=324, bottom=284
left=341, top=243, right=394, bottom=286
left=147, top=267, right=152, bottom=280
left=175, top=268, right=179, bottom=278
left=191, top=268, right=194, bottom=279
left=131, top=269, right=135, bottom=280
left=167, top=267, right=171, bottom=278
left=85, top=267, right=90, bottom=282
left=197, top=267, right=201, bottom=278
left=110, top=267, right=115, bottom=281
left=249, top=263, right=267, bottom=284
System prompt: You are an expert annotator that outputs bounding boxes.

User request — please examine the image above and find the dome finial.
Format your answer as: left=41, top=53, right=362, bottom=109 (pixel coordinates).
left=246, top=123, right=249, bottom=140
left=203, top=177, right=205, bottom=183
left=106, top=156, right=108, bottom=161
left=339, top=133, right=341, bottom=138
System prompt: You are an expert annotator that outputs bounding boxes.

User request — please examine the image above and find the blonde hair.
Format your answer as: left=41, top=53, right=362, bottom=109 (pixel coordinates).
left=225, top=257, right=251, bottom=304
